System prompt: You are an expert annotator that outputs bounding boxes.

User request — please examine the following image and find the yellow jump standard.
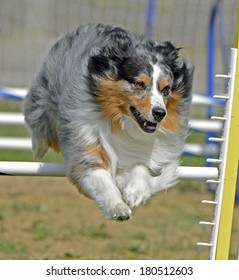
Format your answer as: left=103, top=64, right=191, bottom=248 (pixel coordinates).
left=214, top=4, right=239, bottom=259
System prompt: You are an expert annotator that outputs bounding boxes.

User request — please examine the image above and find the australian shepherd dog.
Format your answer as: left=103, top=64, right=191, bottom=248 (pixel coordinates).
left=24, top=23, right=193, bottom=221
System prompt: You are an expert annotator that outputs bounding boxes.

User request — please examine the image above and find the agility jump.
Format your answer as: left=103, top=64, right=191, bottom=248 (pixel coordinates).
left=1, top=10, right=239, bottom=259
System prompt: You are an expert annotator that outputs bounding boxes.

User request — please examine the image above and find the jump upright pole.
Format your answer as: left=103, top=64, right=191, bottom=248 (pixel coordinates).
left=213, top=4, right=239, bottom=259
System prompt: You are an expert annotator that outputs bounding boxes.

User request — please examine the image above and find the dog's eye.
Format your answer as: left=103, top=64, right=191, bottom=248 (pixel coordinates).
left=161, top=85, right=171, bottom=97
left=132, top=81, right=146, bottom=90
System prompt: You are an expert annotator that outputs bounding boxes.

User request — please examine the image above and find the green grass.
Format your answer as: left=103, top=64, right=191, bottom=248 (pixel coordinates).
left=31, top=220, right=54, bottom=241
left=0, top=239, right=28, bottom=260
left=0, top=99, right=23, bottom=113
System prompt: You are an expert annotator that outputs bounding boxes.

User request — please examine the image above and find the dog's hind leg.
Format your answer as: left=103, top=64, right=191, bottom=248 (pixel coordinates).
left=24, top=82, right=52, bottom=160
left=31, top=133, right=49, bottom=160
left=24, top=103, right=50, bottom=160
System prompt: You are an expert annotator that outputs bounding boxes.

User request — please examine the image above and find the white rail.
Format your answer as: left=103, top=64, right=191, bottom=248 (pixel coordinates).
left=0, top=112, right=224, bottom=134
left=196, top=48, right=237, bottom=259
left=0, top=137, right=219, bottom=157
left=0, top=161, right=218, bottom=179
left=0, top=137, right=32, bottom=150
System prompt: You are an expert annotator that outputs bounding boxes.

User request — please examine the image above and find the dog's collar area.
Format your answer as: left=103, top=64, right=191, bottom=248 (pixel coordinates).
left=130, top=106, right=157, bottom=133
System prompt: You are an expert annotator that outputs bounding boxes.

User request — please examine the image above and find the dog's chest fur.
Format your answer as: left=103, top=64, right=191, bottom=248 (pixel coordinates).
left=103, top=125, right=181, bottom=177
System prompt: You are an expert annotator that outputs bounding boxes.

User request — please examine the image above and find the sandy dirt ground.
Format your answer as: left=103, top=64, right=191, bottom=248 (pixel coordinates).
left=0, top=176, right=238, bottom=260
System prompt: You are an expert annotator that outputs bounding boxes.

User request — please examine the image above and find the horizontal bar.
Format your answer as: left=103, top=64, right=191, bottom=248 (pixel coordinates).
left=192, top=94, right=219, bottom=106
left=189, top=119, right=223, bottom=132
left=201, top=200, right=218, bottom=205
left=0, top=162, right=219, bottom=180
left=0, top=162, right=66, bottom=177
left=0, top=113, right=25, bottom=125
left=0, top=138, right=219, bottom=156
left=199, top=221, right=215, bottom=226
left=206, top=179, right=220, bottom=184
left=215, top=74, right=231, bottom=78
left=197, top=242, right=213, bottom=247
left=206, top=158, right=222, bottom=163
left=213, top=94, right=229, bottom=100
left=0, top=87, right=27, bottom=100
left=0, top=113, right=224, bottom=134
left=177, top=167, right=218, bottom=180
left=208, top=137, right=224, bottom=143
left=211, top=116, right=227, bottom=121
left=0, top=138, right=31, bottom=150
left=184, top=143, right=219, bottom=157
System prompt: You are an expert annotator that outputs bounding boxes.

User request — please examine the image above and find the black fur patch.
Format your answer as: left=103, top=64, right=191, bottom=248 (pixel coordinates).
left=88, top=55, right=111, bottom=75
left=117, top=57, right=153, bottom=84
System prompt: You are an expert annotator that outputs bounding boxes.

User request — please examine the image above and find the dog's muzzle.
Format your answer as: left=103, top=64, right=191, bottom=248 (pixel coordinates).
left=130, top=106, right=157, bottom=133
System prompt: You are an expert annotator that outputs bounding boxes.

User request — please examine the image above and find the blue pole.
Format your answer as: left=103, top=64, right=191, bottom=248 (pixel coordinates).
left=0, top=89, right=23, bottom=100
left=206, top=0, right=221, bottom=192
left=145, top=0, right=156, bottom=38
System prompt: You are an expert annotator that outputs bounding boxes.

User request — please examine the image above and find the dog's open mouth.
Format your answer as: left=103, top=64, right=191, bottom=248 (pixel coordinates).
left=130, top=106, right=157, bottom=133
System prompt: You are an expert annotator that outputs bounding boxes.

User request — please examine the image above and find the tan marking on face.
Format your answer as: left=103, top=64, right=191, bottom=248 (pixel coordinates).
left=96, top=80, right=127, bottom=132
left=127, top=94, right=151, bottom=117
left=159, top=79, right=169, bottom=92
left=161, top=90, right=182, bottom=132
left=97, top=79, right=152, bottom=132
left=86, top=142, right=110, bottom=170
left=138, top=74, right=152, bottom=88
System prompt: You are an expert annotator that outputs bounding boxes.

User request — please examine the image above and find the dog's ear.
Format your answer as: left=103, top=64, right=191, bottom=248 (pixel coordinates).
left=172, top=60, right=194, bottom=98
left=88, top=55, right=111, bottom=75
left=88, top=52, right=127, bottom=79
left=155, top=41, right=178, bottom=58
left=156, top=42, right=194, bottom=97
left=155, top=41, right=183, bottom=72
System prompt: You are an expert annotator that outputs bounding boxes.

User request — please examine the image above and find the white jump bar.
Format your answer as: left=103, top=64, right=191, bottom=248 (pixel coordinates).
left=0, top=113, right=25, bottom=125
left=0, top=113, right=224, bottom=133
left=0, top=161, right=219, bottom=180
left=0, top=137, right=32, bottom=150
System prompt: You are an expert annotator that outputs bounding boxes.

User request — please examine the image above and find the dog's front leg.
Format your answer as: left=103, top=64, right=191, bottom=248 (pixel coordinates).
left=75, top=168, right=132, bottom=221
left=117, top=165, right=151, bottom=209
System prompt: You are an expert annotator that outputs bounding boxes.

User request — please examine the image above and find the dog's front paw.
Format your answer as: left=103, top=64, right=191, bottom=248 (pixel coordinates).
left=106, top=202, right=132, bottom=221
left=123, top=182, right=151, bottom=209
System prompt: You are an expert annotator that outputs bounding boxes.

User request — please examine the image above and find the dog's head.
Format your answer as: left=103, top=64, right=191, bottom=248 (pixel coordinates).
left=88, top=33, right=193, bottom=134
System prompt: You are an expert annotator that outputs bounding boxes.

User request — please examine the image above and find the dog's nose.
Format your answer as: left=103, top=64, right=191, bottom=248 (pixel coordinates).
left=152, top=107, right=166, bottom=122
